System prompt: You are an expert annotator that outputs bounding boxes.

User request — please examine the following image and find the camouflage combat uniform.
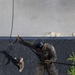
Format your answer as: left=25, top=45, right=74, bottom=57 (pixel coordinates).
left=34, top=43, right=58, bottom=75
left=16, top=36, right=58, bottom=75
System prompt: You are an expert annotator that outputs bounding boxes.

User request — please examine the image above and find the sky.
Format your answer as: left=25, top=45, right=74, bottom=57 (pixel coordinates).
left=0, top=0, right=75, bottom=36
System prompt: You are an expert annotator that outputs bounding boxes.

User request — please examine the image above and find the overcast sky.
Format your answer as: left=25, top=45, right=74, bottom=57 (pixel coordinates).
left=0, top=0, right=75, bottom=36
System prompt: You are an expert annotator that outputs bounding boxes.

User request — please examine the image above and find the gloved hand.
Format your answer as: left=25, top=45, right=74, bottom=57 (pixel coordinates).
left=45, top=59, right=51, bottom=64
left=18, top=57, right=24, bottom=72
left=17, top=35, right=21, bottom=41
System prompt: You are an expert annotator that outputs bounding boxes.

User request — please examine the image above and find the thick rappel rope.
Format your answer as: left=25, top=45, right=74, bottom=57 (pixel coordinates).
left=9, top=0, right=14, bottom=44
left=2, top=0, right=15, bottom=65
left=7, top=0, right=15, bottom=53
left=1, top=1, right=15, bottom=75
left=30, top=48, right=75, bottom=66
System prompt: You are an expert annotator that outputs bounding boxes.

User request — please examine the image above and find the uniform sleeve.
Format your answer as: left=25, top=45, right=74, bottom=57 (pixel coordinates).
left=47, top=44, right=57, bottom=62
left=19, top=37, right=36, bottom=49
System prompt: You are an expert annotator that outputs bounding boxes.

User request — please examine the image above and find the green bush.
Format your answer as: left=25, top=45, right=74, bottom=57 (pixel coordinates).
left=67, top=52, right=75, bottom=75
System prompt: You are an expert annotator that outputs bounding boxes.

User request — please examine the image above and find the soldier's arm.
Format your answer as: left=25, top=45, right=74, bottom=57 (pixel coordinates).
left=48, top=44, right=57, bottom=62
left=16, top=36, right=37, bottom=50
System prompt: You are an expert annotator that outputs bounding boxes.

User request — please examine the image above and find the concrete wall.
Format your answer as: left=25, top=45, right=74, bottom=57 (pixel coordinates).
left=0, top=0, right=75, bottom=36
left=0, top=37, right=75, bottom=75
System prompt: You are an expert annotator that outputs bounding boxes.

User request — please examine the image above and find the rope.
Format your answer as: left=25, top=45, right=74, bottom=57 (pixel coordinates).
left=30, top=48, right=75, bottom=66
left=9, top=0, right=14, bottom=43
left=2, top=0, right=15, bottom=65
left=6, top=0, right=14, bottom=53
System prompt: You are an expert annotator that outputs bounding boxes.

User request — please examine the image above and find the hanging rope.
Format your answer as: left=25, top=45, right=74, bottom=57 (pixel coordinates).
left=7, top=0, right=15, bottom=54
left=9, top=0, right=14, bottom=44
left=30, top=48, right=75, bottom=66
left=2, top=0, right=15, bottom=65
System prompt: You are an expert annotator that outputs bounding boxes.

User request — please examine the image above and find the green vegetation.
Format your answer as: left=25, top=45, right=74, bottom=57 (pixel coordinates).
left=67, top=52, right=75, bottom=75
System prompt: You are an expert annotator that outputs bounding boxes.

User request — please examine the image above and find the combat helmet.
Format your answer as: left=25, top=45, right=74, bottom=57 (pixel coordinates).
left=33, top=39, right=45, bottom=49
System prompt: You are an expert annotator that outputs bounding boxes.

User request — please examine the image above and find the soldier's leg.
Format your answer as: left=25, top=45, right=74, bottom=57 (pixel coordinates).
left=34, top=64, right=45, bottom=75
left=46, top=63, right=58, bottom=75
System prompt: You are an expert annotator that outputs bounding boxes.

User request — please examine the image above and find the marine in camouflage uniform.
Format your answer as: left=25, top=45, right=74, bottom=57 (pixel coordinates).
left=16, top=36, right=58, bottom=75
left=34, top=42, right=58, bottom=75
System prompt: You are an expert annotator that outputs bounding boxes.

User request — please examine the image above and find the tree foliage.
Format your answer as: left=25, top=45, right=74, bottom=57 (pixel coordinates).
left=67, top=52, right=75, bottom=75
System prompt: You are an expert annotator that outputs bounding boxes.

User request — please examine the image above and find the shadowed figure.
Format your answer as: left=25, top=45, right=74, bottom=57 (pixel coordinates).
left=15, top=36, right=58, bottom=75
left=0, top=51, right=24, bottom=72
